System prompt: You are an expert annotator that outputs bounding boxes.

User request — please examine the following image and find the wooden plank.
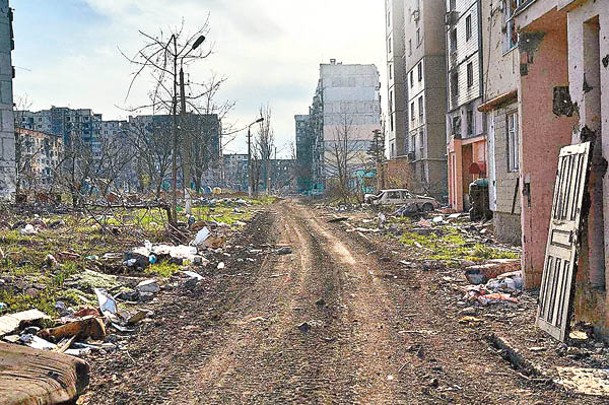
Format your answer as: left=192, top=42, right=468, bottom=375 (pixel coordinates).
left=0, top=342, right=89, bottom=405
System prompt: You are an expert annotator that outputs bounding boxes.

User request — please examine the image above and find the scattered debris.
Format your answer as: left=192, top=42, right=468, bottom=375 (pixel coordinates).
left=0, top=309, right=50, bottom=336
left=135, top=279, right=161, bottom=294
left=276, top=246, right=293, bottom=255
left=38, top=316, right=106, bottom=341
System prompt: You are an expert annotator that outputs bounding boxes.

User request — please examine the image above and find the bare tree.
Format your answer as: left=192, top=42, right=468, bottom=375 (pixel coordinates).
left=324, top=112, right=364, bottom=202
left=254, top=104, right=274, bottom=194
left=185, top=73, right=235, bottom=192
left=122, top=19, right=212, bottom=222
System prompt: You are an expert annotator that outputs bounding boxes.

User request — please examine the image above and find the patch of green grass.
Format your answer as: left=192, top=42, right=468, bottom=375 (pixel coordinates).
left=144, top=261, right=181, bottom=278
left=400, top=226, right=519, bottom=262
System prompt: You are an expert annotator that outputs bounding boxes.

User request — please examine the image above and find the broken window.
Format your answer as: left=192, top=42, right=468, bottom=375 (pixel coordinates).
left=507, top=112, right=519, bottom=172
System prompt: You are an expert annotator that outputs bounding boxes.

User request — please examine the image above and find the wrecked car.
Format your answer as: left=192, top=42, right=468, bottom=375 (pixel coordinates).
left=364, top=189, right=439, bottom=211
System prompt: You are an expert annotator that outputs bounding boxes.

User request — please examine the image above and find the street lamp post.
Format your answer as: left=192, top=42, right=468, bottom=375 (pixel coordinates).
left=179, top=35, right=205, bottom=215
left=247, top=118, right=264, bottom=197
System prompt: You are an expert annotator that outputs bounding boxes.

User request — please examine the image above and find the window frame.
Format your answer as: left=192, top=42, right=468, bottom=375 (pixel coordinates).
left=507, top=111, right=520, bottom=172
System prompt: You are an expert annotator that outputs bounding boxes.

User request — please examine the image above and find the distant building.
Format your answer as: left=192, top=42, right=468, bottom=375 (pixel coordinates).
left=270, top=159, right=296, bottom=193
left=446, top=0, right=486, bottom=210
left=294, top=114, right=314, bottom=191
left=14, top=128, right=62, bottom=190
left=0, top=1, right=14, bottom=195
left=403, top=0, right=447, bottom=198
left=17, top=107, right=104, bottom=157
left=301, top=60, right=381, bottom=192
left=222, top=153, right=248, bottom=191
left=385, top=0, right=407, bottom=158
left=128, top=113, right=221, bottom=190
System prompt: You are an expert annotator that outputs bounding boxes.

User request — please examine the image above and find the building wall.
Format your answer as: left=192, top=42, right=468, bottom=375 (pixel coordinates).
left=562, top=0, right=609, bottom=337
left=479, top=0, right=522, bottom=243
left=385, top=0, right=407, bottom=158
left=0, top=0, right=13, bottom=195
left=517, top=5, right=577, bottom=288
left=489, top=102, right=521, bottom=244
left=403, top=0, right=447, bottom=198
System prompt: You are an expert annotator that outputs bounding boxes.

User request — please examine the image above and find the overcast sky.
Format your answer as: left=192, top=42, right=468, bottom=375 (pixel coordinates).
left=12, top=0, right=386, bottom=156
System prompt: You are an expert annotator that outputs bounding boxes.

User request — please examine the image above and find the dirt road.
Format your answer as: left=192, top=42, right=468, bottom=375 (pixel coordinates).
left=85, top=200, right=592, bottom=404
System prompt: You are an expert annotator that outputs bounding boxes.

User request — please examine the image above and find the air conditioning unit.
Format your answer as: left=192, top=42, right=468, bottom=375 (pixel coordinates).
left=412, top=9, right=420, bottom=21
left=444, top=11, right=459, bottom=26
left=407, top=151, right=416, bottom=161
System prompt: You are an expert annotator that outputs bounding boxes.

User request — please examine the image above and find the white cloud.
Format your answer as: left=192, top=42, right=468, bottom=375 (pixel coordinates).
left=14, top=0, right=386, bottom=156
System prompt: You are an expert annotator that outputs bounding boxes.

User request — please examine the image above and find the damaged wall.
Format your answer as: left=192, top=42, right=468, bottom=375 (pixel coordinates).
left=564, top=2, right=609, bottom=337
left=517, top=6, right=577, bottom=288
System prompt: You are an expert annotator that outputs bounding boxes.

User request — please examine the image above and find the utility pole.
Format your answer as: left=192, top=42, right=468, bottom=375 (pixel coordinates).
left=171, top=34, right=178, bottom=225
left=247, top=125, right=252, bottom=197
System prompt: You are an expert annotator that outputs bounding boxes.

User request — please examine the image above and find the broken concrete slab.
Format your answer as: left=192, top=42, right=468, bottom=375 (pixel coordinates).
left=0, top=341, right=89, bottom=404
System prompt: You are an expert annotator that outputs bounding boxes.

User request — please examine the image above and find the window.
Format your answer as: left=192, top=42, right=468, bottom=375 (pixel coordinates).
left=449, top=0, right=456, bottom=11
left=418, top=130, right=424, bottom=154
left=409, top=71, right=414, bottom=88
left=504, top=0, right=519, bottom=51
left=417, top=62, right=422, bottom=81
left=410, top=101, right=415, bottom=120
left=507, top=112, right=519, bottom=172
left=452, top=116, right=461, bottom=136
left=466, top=15, right=472, bottom=41
left=467, top=62, right=474, bottom=87
left=416, top=28, right=421, bottom=46
left=388, top=63, right=392, bottom=80
left=410, top=134, right=417, bottom=152
left=466, top=108, right=475, bottom=136
left=418, top=96, right=424, bottom=119
left=387, top=10, right=391, bottom=27
left=450, top=71, right=459, bottom=99
left=388, top=36, right=392, bottom=52
left=450, top=28, right=457, bottom=52
left=408, top=39, right=412, bottom=56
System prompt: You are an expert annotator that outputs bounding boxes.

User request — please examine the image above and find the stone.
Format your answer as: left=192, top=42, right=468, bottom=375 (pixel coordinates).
left=135, top=279, right=160, bottom=294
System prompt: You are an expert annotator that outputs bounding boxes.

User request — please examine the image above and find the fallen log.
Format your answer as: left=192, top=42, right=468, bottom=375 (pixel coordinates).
left=0, top=342, right=89, bottom=404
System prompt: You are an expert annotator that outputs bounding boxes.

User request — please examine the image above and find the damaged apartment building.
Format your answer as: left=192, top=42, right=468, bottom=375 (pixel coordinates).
left=513, top=0, right=609, bottom=339
left=0, top=1, right=14, bottom=196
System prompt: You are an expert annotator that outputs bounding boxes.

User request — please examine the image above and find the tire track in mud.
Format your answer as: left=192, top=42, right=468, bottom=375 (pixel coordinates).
left=167, top=201, right=409, bottom=404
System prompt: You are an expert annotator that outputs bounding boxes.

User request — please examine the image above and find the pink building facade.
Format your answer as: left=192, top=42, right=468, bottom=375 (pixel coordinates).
left=516, top=0, right=609, bottom=336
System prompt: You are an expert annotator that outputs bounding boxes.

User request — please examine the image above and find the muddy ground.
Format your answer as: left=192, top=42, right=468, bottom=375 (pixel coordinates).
left=80, top=200, right=599, bottom=404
